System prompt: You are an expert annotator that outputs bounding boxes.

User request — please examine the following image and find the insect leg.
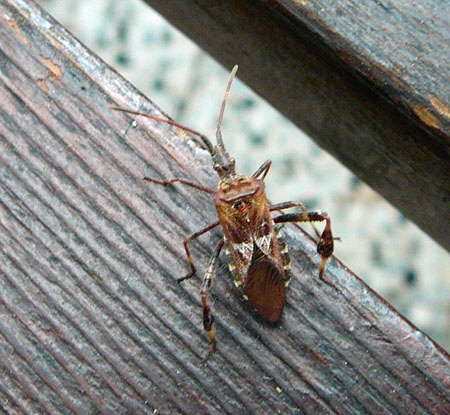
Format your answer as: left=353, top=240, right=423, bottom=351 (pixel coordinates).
left=144, top=177, right=214, bottom=194
left=178, top=221, right=221, bottom=283
left=270, top=201, right=321, bottom=238
left=274, top=211, right=334, bottom=283
left=144, top=175, right=219, bottom=282
left=251, top=160, right=272, bottom=180
left=201, top=238, right=224, bottom=356
left=270, top=201, right=306, bottom=212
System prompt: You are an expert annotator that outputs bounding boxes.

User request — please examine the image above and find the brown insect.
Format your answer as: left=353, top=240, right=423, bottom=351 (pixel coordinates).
left=112, top=65, right=334, bottom=355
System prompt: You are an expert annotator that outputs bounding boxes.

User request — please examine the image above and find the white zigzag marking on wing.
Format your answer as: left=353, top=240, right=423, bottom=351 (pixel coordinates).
left=256, top=234, right=272, bottom=254
left=234, top=241, right=253, bottom=258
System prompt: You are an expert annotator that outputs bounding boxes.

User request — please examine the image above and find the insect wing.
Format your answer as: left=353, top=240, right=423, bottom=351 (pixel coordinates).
left=224, top=222, right=287, bottom=322
left=244, top=245, right=286, bottom=322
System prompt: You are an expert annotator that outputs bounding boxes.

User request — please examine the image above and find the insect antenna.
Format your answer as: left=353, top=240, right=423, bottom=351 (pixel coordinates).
left=216, top=64, right=238, bottom=150
left=210, top=64, right=239, bottom=177
left=110, top=65, right=239, bottom=177
left=109, top=107, right=214, bottom=155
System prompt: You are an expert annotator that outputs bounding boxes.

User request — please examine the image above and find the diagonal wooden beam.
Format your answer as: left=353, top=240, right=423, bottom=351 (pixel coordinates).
left=145, top=0, right=450, bottom=252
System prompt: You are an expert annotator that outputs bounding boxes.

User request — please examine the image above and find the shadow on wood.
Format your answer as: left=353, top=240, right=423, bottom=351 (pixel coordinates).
left=0, top=1, right=449, bottom=414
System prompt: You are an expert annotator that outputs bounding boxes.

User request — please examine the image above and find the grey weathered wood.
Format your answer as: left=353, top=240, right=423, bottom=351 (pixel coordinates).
left=0, top=0, right=449, bottom=414
left=145, top=0, right=450, bottom=252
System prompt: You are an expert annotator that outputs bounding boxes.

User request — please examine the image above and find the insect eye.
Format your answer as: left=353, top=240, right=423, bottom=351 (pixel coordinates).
left=233, top=200, right=252, bottom=210
left=233, top=201, right=244, bottom=209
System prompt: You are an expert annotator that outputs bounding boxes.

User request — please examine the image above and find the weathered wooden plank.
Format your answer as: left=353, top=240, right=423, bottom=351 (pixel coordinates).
left=144, top=0, right=450, bottom=252
left=0, top=0, right=449, bottom=414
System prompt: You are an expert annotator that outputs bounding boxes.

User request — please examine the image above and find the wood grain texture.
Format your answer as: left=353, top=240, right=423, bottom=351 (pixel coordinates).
left=144, top=0, right=450, bottom=252
left=1, top=0, right=450, bottom=413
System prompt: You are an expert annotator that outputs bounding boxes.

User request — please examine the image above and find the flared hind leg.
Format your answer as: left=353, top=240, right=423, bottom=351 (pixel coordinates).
left=274, top=210, right=334, bottom=283
left=200, top=238, right=224, bottom=357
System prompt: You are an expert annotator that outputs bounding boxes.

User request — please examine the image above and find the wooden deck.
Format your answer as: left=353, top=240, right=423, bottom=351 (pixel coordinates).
left=0, top=0, right=449, bottom=413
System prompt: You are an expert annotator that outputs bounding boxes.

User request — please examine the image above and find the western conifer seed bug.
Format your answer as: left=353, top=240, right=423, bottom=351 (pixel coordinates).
left=112, top=65, right=334, bottom=356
